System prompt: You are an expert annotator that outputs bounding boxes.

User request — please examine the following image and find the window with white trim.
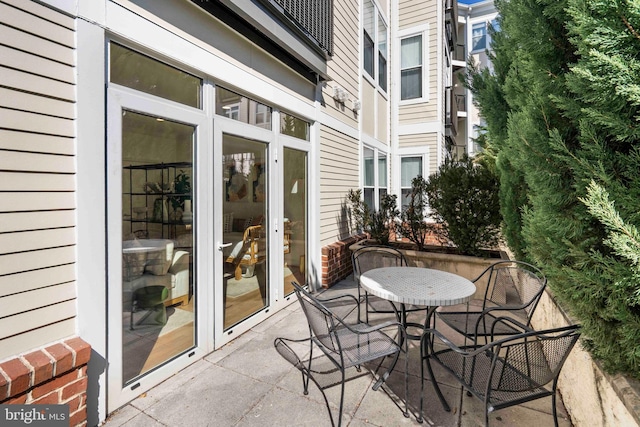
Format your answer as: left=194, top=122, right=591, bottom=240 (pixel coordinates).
left=363, top=0, right=388, bottom=92
left=363, top=146, right=389, bottom=210
left=400, top=35, right=423, bottom=100
left=400, top=156, right=423, bottom=210
left=472, top=22, right=487, bottom=52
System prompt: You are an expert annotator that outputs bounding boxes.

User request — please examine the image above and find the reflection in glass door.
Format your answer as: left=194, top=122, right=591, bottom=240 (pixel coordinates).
left=221, top=135, right=268, bottom=329
left=283, top=148, right=307, bottom=295
left=121, top=111, right=195, bottom=384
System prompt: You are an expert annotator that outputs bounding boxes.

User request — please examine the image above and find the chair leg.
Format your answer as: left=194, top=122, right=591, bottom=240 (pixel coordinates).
left=552, top=392, right=559, bottom=427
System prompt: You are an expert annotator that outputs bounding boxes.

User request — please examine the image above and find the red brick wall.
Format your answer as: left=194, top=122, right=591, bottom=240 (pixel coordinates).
left=321, top=234, right=367, bottom=288
left=0, top=337, right=91, bottom=427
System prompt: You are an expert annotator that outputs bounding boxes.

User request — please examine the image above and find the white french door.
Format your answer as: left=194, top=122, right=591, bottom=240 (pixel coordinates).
left=106, top=86, right=210, bottom=411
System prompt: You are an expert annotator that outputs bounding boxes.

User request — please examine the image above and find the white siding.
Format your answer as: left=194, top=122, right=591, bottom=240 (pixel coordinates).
left=319, top=126, right=359, bottom=246
left=0, top=0, right=76, bottom=360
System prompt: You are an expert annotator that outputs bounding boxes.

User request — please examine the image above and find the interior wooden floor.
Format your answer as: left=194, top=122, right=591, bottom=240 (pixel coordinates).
left=124, top=268, right=301, bottom=381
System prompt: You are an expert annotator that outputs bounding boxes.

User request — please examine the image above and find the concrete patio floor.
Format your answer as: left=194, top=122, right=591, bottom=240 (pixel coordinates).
left=102, top=276, right=573, bottom=427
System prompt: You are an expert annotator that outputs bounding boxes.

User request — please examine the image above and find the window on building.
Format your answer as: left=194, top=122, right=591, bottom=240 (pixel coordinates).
left=400, top=35, right=423, bottom=100
left=215, top=86, right=272, bottom=129
left=363, top=147, right=388, bottom=211
left=472, top=22, right=487, bottom=52
left=400, top=156, right=422, bottom=210
left=378, top=15, right=388, bottom=92
left=363, top=147, right=375, bottom=209
left=363, top=0, right=388, bottom=92
left=280, top=112, right=310, bottom=141
left=363, top=0, right=375, bottom=77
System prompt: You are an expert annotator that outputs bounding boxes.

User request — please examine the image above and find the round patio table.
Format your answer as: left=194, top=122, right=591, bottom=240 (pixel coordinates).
left=360, top=266, right=476, bottom=421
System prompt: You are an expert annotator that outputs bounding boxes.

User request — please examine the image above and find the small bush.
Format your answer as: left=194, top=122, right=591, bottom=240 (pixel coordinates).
left=425, top=155, right=502, bottom=256
left=398, top=176, right=431, bottom=251
left=347, top=189, right=398, bottom=246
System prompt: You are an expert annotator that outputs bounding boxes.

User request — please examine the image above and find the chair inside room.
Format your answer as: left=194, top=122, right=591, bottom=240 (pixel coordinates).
left=352, top=245, right=426, bottom=322
left=435, top=260, right=547, bottom=343
left=274, top=281, right=408, bottom=427
left=225, top=224, right=266, bottom=281
left=423, top=318, right=581, bottom=427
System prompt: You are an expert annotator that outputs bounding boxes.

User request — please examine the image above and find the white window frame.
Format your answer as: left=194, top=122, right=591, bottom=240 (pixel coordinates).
left=471, top=22, right=487, bottom=53
left=362, top=144, right=389, bottom=211
left=396, top=150, right=428, bottom=212
left=397, top=24, right=429, bottom=105
left=362, top=0, right=389, bottom=95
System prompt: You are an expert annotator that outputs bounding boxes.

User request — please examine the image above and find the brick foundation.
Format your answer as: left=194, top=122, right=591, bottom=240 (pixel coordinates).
left=0, top=337, right=91, bottom=427
left=321, top=233, right=367, bottom=288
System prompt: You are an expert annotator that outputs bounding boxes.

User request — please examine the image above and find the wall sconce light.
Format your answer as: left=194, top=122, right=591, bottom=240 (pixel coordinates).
left=333, top=86, right=348, bottom=103
left=352, top=100, right=361, bottom=112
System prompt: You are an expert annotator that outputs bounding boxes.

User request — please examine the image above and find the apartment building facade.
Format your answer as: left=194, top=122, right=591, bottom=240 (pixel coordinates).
left=0, top=0, right=458, bottom=424
left=452, top=0, right=498, bottom=157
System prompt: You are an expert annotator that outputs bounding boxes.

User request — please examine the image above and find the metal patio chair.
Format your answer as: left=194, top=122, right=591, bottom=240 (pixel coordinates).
left=435, top=260, right=547, bottom=343
left=274, top=281, right=409, bottom=427
left=422, top=317, right=581, bottom=427
left=352, top=245, right=427, bottom=323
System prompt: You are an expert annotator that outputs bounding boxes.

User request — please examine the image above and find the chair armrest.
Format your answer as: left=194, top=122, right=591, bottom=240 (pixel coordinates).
left=489, top=316, right=532, bottom=339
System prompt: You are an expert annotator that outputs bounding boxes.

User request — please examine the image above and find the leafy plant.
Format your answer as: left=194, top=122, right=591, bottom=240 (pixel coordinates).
left=347, top=189, right=369, bottom=234
left=424, top=155, right=502, bottom=256
left=398, top=176, right=431, bottom=251
left=369, top=194, right=399, bottom=246
left=170, top=170, right=191, bottom=211
left=346, top=189, right=399, bottom=245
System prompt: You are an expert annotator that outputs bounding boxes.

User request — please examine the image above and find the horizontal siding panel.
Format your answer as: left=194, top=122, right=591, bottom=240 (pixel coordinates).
left=0, top=129, right=74, bottom=155
left=0, top=228, right=75, bottom=255
left=0, top=300, right=76, bottom=340
left=0, top=2, right=74, bottom=47
left=0, top=108, right=74, bottom=137
left=1, top=192, right=75, bottom=212
left=0, top=88, right=75, bottom=119
left=0, top=282, right=75, bottom=317
left=0, top=246, right=75, bottom=276
left=0, top=24, right=74, bottom=66
left=0, top=66, right=75, bottom=101
left=2, top=0, right=75, bottom=30
left=0, top=264, right=75, bottom=297
left=0, top=318, right=75, bottom=360
left=0, top=172, right=74, bottom=192
left=0, top=211, right=75, bottom=233
left=0, top=151, right=75, bottom=173
left=0, top=45, right=74, bottom=84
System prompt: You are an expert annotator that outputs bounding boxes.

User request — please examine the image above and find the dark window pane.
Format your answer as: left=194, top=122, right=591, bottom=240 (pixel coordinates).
left=378, top=54, right=387, bottom=92
left=110, top=43, right=201, bottom=108
left=364, top=32, right=374, bottom=77
left=401, top=68, right=422, bottom=100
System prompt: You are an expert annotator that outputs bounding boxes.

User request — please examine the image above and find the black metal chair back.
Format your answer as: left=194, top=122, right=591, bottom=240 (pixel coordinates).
left=480, top=260, right=547, bottom=324
left=352, top=245, right=408, bottom=285
left=352, top=245, right=411, bottom=322
left=425, top=320, right=580, bottom=427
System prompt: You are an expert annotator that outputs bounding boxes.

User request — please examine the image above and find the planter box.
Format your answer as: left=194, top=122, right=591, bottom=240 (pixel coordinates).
left=532, top=289, right=640, bottom=427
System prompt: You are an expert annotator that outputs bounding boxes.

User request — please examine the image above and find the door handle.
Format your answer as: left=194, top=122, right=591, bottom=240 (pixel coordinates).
left=218, top=242, right=233, bottom=251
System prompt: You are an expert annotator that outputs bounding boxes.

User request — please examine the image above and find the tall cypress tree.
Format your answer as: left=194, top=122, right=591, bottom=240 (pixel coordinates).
left=468, top=0, right=640, bottom=377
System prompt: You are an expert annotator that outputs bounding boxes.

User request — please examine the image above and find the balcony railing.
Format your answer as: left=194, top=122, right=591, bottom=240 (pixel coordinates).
left=259, top=0, right=334, bottom=56
left=445, top=86, right=458, bottom=137
left=444, top=0, right=458, bottom=51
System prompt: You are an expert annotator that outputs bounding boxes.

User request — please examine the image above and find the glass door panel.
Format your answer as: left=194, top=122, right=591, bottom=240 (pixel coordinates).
left=221, top=134, right=268, bottom=329
left=283, top=147, right=307, bottom=295
left=121, top=110, right=195, bottom=384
